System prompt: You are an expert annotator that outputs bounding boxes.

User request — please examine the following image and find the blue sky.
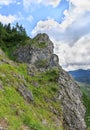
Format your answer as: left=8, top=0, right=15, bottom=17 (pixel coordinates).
left=0, top=0, right=69, bottom=36
left=0, top=0, right=90, bottom=71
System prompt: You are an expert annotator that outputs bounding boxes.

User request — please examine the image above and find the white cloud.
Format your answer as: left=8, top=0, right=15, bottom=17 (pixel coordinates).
left=0, top=14, right=17, bottom=24
left=42, top=0, right=61, bottom=7
left=54, top=34, right=90, bottom=71
left=17, top=2, right=21, bottom=5
left=31, top=0, right=90, bottom=70
left=31, top=19, right=60, bottom=37
left=60, top=0, right=90, bottom=31
left=0, top=0, right=14, bottom=5
left=70, top=0, right=90, bottom=12
left=23, top=0, right=61, bottom=10
left=27, top=15, right=34, bottom=22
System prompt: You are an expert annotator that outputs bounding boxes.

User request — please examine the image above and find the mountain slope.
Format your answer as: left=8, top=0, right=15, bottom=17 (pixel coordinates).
left=0, top=33, right=86, bottom=130
left=12, top=33, right=86, bottom=130
left=0, top=49, right=63, bottom=130
left=69, top=69, right=90, bottom=84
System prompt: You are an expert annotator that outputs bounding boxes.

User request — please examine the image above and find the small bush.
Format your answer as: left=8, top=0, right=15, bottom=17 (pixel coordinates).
left=45, top=68, right=59, bottom=82
left=38, top=42, right=46, bottom=48
left=35, top=59, right=48, bottom=68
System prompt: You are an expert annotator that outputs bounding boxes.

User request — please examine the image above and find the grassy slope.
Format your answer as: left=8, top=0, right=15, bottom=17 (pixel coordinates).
left=79, top=82, right=90, bottom=129
left=0, top=53, right=63, bottom=130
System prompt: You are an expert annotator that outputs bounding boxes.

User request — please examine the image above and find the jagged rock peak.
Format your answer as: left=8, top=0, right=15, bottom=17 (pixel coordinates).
left=33, top=33, right=54, bottom=50
left=13, top=33, right=57, bottom=68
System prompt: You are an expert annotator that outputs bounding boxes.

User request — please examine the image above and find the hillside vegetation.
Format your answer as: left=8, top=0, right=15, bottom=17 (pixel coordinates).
left=80, top=83, right=90, bottom=129
left=0, top=23, right=63, bottom=130
left=0, top=49, right=63, bottom=130
left=0, top=23, right=86, bottom=130
left=0, top=22, right=29, bottom=59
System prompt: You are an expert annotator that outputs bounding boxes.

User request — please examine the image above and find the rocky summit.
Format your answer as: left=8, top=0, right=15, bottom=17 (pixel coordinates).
left=0, top=33, right=86, bottom=130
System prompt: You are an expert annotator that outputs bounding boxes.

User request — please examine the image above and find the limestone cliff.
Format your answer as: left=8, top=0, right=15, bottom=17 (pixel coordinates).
left=13, top=33, right=86, bottom=130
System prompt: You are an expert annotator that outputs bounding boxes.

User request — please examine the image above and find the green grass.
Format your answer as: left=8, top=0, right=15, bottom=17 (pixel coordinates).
left=82, top=91, right=90, bottom=128
left=35, top=59, right=48, bottom=68
left=0, top=55, right=63, bottom=130
left=80, top=83, right=90, bottom=129
left=37, top=42, right=47, bottom=48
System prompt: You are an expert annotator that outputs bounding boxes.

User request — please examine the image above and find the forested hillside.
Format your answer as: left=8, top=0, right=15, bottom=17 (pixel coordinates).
left=0, top=22, right=28, bottom=58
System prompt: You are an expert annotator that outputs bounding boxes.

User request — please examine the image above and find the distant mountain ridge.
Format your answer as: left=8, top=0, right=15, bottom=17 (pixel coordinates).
left=69, top=69, right=90, bottom=84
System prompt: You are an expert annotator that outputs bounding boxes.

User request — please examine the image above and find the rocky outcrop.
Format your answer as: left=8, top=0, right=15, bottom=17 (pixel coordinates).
left=13, top=34, right=54, bottom=66
left=17, top=83, right=34, bottom=102
left=58, top=68, right=86, bottom=130
left=13, top=33, right=86, bottom=130
left=13, top=34, right=60, bottom=71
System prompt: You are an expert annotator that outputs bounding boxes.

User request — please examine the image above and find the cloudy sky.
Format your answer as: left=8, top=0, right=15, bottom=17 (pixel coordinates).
left=0, top=0, right=90, bottom=71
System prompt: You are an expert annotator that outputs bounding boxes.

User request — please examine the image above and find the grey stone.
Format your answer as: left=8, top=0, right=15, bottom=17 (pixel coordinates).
left=58, top=69, right=86, bottom=130
left=17, top=83, right=34, bottom=102
left=0, top=81, right=4, bottom=91
left=13, top=33, right=54, bottom=69
left=31, top=81, right=39, bottom=88
left=0, top=127, right=4, bottom=130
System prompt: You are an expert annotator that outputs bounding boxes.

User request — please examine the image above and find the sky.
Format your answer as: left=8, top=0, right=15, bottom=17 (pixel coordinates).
left=0, top=0, right=90, bottom=71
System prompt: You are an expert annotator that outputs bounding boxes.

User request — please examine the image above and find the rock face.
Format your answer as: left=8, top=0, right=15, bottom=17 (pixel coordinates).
left=58, top=68, right=86, bottom=130
left=17, top=83, right=34, bottom=102
left=13, top=33, right=86, bottom=130
left=13, top=34, right=60, bottom=70
left=13, top=34, right=54, bottom=65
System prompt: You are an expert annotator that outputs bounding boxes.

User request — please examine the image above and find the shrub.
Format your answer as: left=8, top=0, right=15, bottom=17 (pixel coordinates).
left=35, top=59, right=48, bottom=68
left=45, top=68, right=59, bottom=82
